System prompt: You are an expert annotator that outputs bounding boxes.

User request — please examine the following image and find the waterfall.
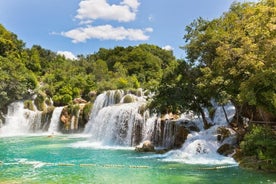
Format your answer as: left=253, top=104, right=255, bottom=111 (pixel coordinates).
left=0, top=101, right=42, bottom=136
left=48, top=107, right=63, bottom=134
left=162, top=104, right=237, bottom=165
left=84, top=90, right=151, bottom=146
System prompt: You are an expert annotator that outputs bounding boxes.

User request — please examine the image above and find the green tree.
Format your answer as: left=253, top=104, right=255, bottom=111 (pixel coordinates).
left=182, top=0, right=276, bottom=118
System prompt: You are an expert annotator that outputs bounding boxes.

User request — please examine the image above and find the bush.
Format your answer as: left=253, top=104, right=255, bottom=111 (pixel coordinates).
left=68, top=104, right=80, bottom=117
left=240, top=125, right=276, bottom=161
left=83, top=102, right=93, bottom=121
left=34, top=91, right=46, bottom=111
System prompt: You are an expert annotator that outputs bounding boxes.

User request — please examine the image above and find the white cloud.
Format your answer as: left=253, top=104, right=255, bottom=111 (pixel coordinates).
left=60, top=0, right=152, bottom=42
left=121, top=0, right=140, bottom=11
left=76, top=0, right=140, bottom=23
left=162, top=45, right=174, bottom=51
left=61, top=25, right=151, bottom=43
left=57, top=51, right=77, bottom=60
left=145, top=27, right=153, bottom=33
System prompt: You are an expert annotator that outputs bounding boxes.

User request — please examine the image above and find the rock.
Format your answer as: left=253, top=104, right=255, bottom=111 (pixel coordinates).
left=88, top=91, right=97, bottom=97
left=60, top=108, right=70, bottom=131
left=188, top=125, right=200, bottom=132
left=135, top=140, right=155, bottom=152
left=217, top=143, right=235, bottom=156
left=217, top=127, right=231, bottom=142
left=73, top=98, right=87, bottom=104
left=174, top=126, right=189, bottom=148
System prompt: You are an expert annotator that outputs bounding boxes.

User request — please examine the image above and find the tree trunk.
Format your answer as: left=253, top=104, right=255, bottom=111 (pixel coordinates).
left=222, top=105, right=230, bottom=124
left=199, top=107, right=210, bottom=129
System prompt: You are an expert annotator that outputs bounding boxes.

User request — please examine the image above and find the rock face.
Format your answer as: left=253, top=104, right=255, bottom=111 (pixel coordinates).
left=174, top=125, right=189, bottom=148
left=73, top=98, right=87, bottom=104
left=217, top=144, right=235, bottom=156
left=60, top=108, right=71, bottom=131
left=135, top=140, right=155, bottom=152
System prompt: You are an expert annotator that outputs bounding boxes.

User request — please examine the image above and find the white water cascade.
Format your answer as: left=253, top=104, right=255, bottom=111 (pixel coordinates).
left=162, top=104, right=237, bottom=165
left=0, top=101, right=43, bottom=136
left=84, top=90, right=151, bottom=146
left=48, top=107, right=63, bottom=134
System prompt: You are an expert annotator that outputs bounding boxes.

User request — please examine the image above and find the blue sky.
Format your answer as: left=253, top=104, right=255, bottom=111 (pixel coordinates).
left=0, top=0, right=257, bottom=59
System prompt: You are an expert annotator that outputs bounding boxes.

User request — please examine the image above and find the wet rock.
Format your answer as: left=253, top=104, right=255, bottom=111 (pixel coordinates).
left=217, top=143, right=235, bottom=156
left=135, top=140, right=155, bottom=152
left=174, top=126, right=189, bottom=148
left=217, top=127, right=231, bottom=142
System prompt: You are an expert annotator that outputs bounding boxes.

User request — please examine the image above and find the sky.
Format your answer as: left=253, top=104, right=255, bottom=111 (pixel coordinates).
left=0, top=0, right=258, bottom=59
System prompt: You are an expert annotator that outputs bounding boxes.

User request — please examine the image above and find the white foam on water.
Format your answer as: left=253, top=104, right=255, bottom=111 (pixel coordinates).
left=0, top=102, right=43, bottom=137
left=160, top=103, right=237, bottom=165
left=69, top=140, right=134, bottom=150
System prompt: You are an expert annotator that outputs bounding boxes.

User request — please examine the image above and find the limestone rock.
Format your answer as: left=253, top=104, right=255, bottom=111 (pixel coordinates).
left=73, top=98, right=87, bottom=104
left=135, top=140, right=155, bottom=152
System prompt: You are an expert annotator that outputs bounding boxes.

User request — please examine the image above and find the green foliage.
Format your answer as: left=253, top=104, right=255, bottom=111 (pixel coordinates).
left=1, top=24, right=176, bottom=108
left=24, top=100, right=35, bottom=111
left=67, top=104, right=80, bottom=117
left=0, top=24, right=25, bottom=57
left=240, top=125, right=276, bottom=162
left=34, top=91, right=46, bottom=111
left=153, top=0, right=275, bottom=122
left=83, top=102, right=93, bottom=121
left=239, top=69, right=276, bottom=114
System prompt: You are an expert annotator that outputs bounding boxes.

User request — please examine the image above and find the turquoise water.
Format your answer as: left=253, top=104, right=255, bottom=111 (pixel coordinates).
left=0, top=135, right=275, bottom=184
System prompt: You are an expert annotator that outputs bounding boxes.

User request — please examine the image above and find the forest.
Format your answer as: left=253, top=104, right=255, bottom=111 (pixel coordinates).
left=0, top=0, right=275, bottom=172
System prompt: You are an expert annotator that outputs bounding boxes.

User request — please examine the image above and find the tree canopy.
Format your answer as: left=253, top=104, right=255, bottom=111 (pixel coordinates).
left=152, top=0, right=276, bottom=122
left=0, top=24, right=177, bottom=108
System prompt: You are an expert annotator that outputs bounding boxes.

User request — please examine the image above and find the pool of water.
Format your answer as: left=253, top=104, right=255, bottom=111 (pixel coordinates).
left=0, top=135, right=275, bottom=184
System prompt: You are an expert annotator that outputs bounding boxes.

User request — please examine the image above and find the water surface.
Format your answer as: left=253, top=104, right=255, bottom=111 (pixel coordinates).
left=0, top=135, right=275, bottom=184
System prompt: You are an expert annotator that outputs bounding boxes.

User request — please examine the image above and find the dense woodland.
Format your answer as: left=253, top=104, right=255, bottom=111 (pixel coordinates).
left=0, top=0, right=275, bottom=171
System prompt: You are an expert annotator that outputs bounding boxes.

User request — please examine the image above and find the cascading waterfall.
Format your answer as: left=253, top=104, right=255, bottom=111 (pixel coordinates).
left=0, top=101, right=43, bottom=136
left=84, top=90, right=150, bottom=146
left=162, top=104, right=237, bottom=165
left=48, top=107, right=63, bottom=134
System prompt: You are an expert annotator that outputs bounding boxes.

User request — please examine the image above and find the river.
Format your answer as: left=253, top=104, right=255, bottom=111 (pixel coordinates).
left=0, top=135, right=275, bottom=184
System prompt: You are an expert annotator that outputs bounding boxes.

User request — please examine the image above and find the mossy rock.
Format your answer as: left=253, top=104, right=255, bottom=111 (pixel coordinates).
left=138, top=104, right=148, bottom=115
left=123, top=94, right=135, bottom=103
left=83, top=102, right=93, bottom=122
left=67, top=104, right=80, bottom=117
left=45, top=98, right=52, bottom=106
left=24, top=100, right=35, bottom=111
left=114, top=90, right=122, bottom=104
left=34, top=91, right=46, bottom=111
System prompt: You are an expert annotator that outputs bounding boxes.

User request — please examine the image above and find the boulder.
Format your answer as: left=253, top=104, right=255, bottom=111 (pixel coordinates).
left=135, top=140, right=155, bottom=152
left=88, top=91, right=97, bottom=98
left=217, top=143, right=235, bottom=156
left=73, top=98, right=87, bottom=104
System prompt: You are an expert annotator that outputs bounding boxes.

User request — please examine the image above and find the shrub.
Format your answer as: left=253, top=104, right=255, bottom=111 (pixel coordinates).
left=240, top=125, right=276, bottom=161
left=34, top=91, right=46, bottom=111
left=83, top=102, right=93, bottom=121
